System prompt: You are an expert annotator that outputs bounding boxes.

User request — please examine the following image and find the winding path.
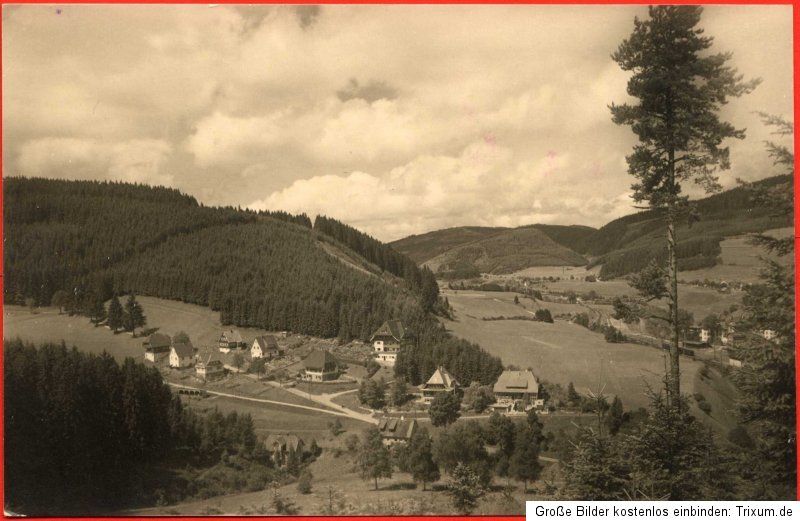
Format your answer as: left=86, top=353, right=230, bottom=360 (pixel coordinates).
left=167, top=382, right=378, bottom=424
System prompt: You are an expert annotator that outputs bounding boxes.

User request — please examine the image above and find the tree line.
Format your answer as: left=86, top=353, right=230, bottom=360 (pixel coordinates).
left=4, top=339, right=290, bottom=514
left=313, top=215, right=440, bottom=312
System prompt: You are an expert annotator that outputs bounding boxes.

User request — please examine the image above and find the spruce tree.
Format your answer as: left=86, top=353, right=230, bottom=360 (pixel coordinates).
left=407, top=428, right=440, bottom=491
left=606, top=396, right=625, bottom=435
left=107, top=295, right=123, bottom=332
left=611, top=6, right=758, bottom=399
left=509, top=423, right=542, bottom=492
left=357, top=427, right=392, bottom=490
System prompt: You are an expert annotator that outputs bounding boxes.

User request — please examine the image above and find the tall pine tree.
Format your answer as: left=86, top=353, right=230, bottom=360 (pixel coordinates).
left=610, top=6, right=758, bottom=400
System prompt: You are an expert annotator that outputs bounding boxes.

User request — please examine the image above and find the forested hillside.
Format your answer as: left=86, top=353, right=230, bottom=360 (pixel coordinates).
left=581, top=175, right=793, bottom=278
left=425, top=226, right=588, bottom=275
left=391, top=175, right=792, bottom=279
left=4, top=339, right=281, bottom=514
left=390, top=226, right=508, bottom=264
left=4, top=177, right=502, bottom=386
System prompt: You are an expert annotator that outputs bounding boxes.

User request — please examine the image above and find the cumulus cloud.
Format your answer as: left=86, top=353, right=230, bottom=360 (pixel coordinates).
left=252, top=141, right=636, bottom=241
left=2, top=5, right=793, bottom=239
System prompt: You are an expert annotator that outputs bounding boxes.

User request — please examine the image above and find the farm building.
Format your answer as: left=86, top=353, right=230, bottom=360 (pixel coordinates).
left=377, top=417, right=417, bottom=446
left=264, top=434, right=305, bottom=466
left=169, top=341, right=196, bottom=368
left=302, top=349, right=339, bottom=381
left=196, top=350, right=225, bottom=379
left=420, top=366, right=459, bottom=403
left=252, top=335, right=281, bottom=359
left=143, top=333, right=172, bottom=362
left=218, top=329, right=245, bottom=352
left=370, top=320, right=411, bottom=367
left=493, top=369, right=541, bottom=410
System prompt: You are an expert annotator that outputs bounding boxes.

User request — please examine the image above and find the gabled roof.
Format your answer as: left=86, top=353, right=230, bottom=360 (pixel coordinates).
left=171, top=341, right=195, bottom=359
left=197, top=348, right=223, bottom=367
left=421, top=366, right=459, bottom=389
left=220, top=329, right=243, bottom=343
left=145, top=333, right=171, bottom=349
left=493, top=370, right=539, bottom=394
left=370, top=320, right=410, bottom=342
left=303, top=349, right=337, bottom=372
left=378, top=417, right=417, bottom=440
left=253, top=335, right=279, bottom=350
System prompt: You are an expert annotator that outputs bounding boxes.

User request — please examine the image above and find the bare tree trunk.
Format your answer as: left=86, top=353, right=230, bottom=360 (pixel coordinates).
left=667, top=148, right=680, bottom=402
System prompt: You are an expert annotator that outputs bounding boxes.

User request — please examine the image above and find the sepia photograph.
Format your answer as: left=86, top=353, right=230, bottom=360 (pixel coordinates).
left=1, top=3, right=796, bottom=515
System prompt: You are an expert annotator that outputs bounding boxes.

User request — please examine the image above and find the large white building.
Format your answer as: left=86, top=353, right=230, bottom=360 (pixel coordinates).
left=370, top=320, right=410, bottom=367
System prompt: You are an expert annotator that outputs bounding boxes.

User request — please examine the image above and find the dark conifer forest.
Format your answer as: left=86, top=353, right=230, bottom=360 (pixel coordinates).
left=4, top=339, right=282, bottom=515
left=3, top=177, right=501, bottom=386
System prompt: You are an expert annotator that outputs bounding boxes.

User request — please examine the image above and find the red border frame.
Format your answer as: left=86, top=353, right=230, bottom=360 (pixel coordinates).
left=0, top=1, right=797, bottom=519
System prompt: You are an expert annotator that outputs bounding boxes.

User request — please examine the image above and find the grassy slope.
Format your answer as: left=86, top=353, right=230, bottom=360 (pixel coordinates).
left=390, top=226, right=509, bottom=264
left=441, top=288, right=702, bottom=410
left=391, top=175, right=791, bottom=279
left=425, top=227, right=588, bottom=274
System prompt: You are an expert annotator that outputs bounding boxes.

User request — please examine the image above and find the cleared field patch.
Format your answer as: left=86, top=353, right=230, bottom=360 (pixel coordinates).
left=443, top=290, right=701, bottom=410
left=4, top=306, right=144, bottom=363
left=678, top=227, right=793, bottom=284
left=188, top=395, right=364, bottom=437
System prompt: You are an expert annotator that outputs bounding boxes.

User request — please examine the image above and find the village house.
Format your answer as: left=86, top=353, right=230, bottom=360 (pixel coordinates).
left=251, top=335, right=281, bottom=360
left=302, top=349, right=339, bottom=382
left=377, top=416, right=417, bottom=446
left=370, top=320, right=411, bottom=367
left=492, top=369, right=541, bottom=411
left=169, top=341, right=196, bottom=368
left=218, top=329, right=245, bottom=352
left=762, top=329, right=777, bottom=341
left=143, top=333, right=172, bottom=362
left=264, top=434, right=305, bottom=466
left=420, top=366, right=459, bottom=403
left=196, top=350, right=225, bottom=380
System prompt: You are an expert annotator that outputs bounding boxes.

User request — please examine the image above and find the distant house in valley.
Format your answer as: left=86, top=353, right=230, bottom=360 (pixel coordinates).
left=377, top=416, right=417, bottom=445
left=492, top=369, right=541, bottom=410
left=219, top=329, right=245, bottom=352
left=420, top=366, right=459, bottom=403
left=302, top=349, right=339, bottom=381
left=169, top=341, right=196, bottom=368
left=143, top=333, right=172, bottom=362
left=196, top=350, right=225, bottom=379
left=762, top=329, right=777, bottom=341
left=251, top=335, right=281, bottom=359
left=370, top=320, right=411, bottom=367
left=264, top=434, right=305, bottom=466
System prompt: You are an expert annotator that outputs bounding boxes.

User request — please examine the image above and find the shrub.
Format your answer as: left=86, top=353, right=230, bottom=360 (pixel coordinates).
left=297, top=470, right=313, bottom=494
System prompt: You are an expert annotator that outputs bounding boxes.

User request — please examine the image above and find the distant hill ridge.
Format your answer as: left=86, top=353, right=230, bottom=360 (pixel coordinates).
left=391, top=175, right=792, bottom=278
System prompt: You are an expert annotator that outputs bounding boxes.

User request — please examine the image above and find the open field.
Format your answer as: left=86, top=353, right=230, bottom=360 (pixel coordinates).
left=187, top=395, right=365, bottom=438
left=442, top=288, right=701, bottom=410
left=677, top=227, right=794, bottom=284
left=4, top=306, right=145, bottom=363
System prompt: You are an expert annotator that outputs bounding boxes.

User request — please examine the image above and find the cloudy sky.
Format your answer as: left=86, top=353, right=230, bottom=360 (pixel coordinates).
left=2, top=5, right=793, bottom=241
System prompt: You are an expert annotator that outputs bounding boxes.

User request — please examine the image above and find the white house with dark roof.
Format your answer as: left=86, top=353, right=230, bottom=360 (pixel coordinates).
left=370, top=320, right=411, bottom=367
left=196, top=349, right=225, bottom=379
left=302, top=349, right=339, bottom=381
left=492, top=369, right=541, bottom=410
left=219, top=329, right=245, bottom=352
left=252, top=335, right=281, bottom=359
left=169, top=341, right=196, bottom=368
left=420, top=366, right=459, bottom=403
left=143, top=333, right=172, bottom=362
